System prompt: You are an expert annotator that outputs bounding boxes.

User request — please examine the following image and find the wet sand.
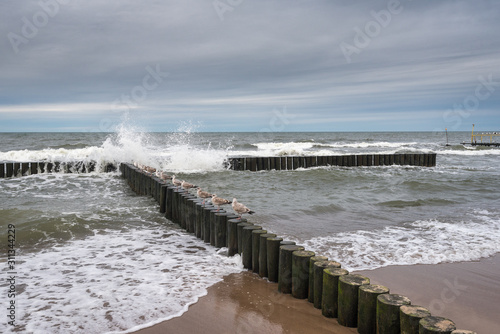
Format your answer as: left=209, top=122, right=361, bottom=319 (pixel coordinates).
left=134, top=254, right=499, bottom=334
left=133, top=270, right=356, bottom=334
left=354, top=253, right=500, bottom=334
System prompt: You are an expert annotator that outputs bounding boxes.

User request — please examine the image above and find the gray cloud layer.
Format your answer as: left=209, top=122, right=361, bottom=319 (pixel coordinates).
left=1, top=0, right=499, bottom=131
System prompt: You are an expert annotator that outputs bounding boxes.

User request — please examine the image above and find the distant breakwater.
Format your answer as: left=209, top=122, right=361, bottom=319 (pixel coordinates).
left=0, top=161, right=116, bottom=178
left=0, top=153, right=436, bottom=178
left=225, top=153, right=436, bottom=171
left=117, top=162, right=474, bottom=334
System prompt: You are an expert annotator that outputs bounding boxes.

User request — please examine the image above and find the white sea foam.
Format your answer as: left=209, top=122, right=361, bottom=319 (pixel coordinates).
left=302, top=210, right=500, bottom=271
left=253, top=142, right=315, bottom=156
left=439, top=148, right=500, bottom=156
left=0, top=126, right=230, bottom=174
left=4, top=227, right=243, bottom=334
left=324, top=141, right=419, bottom=149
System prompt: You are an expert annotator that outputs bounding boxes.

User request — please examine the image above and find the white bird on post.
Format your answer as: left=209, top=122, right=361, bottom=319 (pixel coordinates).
left=211, top=194, right=231, bottom=212
left=232, top=198, right=255, bottom=220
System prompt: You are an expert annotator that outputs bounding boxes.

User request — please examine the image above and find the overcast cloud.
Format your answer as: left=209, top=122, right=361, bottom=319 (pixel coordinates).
left=1, top=0, right=499, bottom=132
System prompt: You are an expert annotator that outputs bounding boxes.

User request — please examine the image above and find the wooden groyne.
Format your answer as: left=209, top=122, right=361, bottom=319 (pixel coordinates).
left=225, top=153, right=436, bottom=171
left=0, top=161, right=117, bottom=178
left=119, top=162, right=474, bottom=334
left=0, top=153, right=436, bottom=179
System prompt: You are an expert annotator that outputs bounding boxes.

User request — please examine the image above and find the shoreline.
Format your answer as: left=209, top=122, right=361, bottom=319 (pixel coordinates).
left=133, top=253, right=499, bottom=334
left=354, top=253, right=500, bottom=334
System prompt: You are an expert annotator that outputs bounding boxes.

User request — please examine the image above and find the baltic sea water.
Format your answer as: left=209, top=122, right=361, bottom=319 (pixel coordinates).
left=1, top=130, right=499, bottom=333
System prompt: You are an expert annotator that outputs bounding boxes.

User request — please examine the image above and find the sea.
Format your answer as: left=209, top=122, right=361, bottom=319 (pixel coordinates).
left=1, top=128, right=499, bottom=333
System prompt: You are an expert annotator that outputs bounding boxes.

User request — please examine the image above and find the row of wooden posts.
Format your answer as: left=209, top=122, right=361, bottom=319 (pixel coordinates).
left=0, top=153, right=436, bottom=179
left=0, top=161, right=117, bottom=178
left=225, top=153, right=437, bottom=171
left=120, top=162, right=473, bottom=334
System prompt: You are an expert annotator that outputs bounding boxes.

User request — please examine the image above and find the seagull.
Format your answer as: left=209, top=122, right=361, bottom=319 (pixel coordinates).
left=155, top=170, right=171, bottom=182
left=196, top=188, right=213, bottom=206
left=159, top=171, right=171, bottom=181
left=145, top=166, right=156, bottom=174
left=172, top=175, right=182, bottom=188
left=181, top=180, right=196, bottom=193
left=211, top=194, right=231, bottom=212
left=232, top=198, right=255, bottom=219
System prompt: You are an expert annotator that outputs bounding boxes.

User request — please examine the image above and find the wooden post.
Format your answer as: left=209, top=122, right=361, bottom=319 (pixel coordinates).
left=266, top=237, right=283, bottom=282
left=388, top=154, right=394, bottom=165
left=238, top=158, right=245, bottom=171
left=419, top=316, right=456, bottom=334
left=252, top=229, right=268, bottom=273
left=249, top=158, right=257, bottom=171
left=165, top=186, right=175, bottom=220
left=6, top=163, right=14, bottom=178
left=258, top=233, right=276, bottom=278
left=278, top=245, right=304, bottom=294
left=196, top=202, right=206, bottom=240
left=209, top=208, right=222, bottom=245
left=279, top=156, right=285, bottom=170
left=21, top=162, right=30, bottom=176
left=172, top=188, right=184, bottom=225
left=291, top=250, right=315, bottom=299
left=0, top=163, right=4, bottom=178
left=191, top=198, right=205, bottom=234
left=242, top=226, right=262, bottom=269
left=430, top=153, right=437, bottom=167
left=313, top=260, right=341, bottom=309
left=379, top=155, right=385, bottom=166
left=179, top=193, right=190, bottom=230
left=376, top=294, right=411, bottom=334
left=12, top=162, right=20, bottom=176
left=263, top=157, right=270, bottom=170
left=159, top=185, right=167, bottom=214
left=400, top=305, right=431, bottom=334
left=337, top=274, right=370, bottom=327
left=227, top=218, right=242, bottom=256
left=215, top=212, right=236, bottom=248
left=367, top=154, right=373, bottom=166
left=202, top=205, right=215, bottom=243
left=237, top=222, right=253, bottom=254
left=308, top=256, right=328, bottom=304
left=357, top=284, right=390, bottom=334
left=322, top=268, right=349, bottom=318
left=257, top=157, right=264, bottom=171
left=30, top=162, right=38, bottom=175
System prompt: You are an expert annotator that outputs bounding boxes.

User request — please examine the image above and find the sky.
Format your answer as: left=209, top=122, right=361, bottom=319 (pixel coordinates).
left=0, top=0, right=499, bottom=132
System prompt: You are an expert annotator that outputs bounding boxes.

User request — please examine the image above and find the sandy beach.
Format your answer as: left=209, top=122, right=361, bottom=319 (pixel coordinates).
left=133, top=270, right=357, bottom=334
left=134, top=253, right=499, bottom=334
left=354, top=253, right=500, bottom=334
